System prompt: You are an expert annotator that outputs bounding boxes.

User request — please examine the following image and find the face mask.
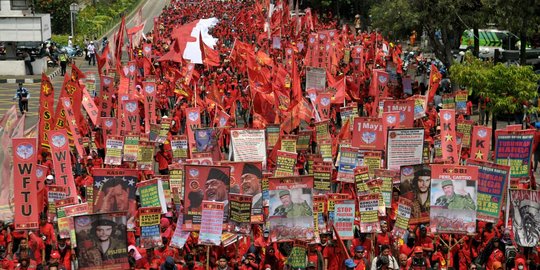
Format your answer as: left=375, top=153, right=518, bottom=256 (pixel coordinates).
left=518, top=266, right=524, bottom=270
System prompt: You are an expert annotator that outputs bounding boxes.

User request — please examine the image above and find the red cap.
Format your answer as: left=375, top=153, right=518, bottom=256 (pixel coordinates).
left=51, top=251, right=60, bottom=259
left=414, top=247, right=423, bottom=254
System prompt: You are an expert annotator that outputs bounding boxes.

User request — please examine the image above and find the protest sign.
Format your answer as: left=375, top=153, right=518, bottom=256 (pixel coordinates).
left=386, top=129, right=424, bottom=171
left=375, top=169, right=398, bottom=207
left=296, top=131, right=312, bottom=151
left=74, top=213, right=129, bottom=270
left=171, top=135, right=189, bottom=162
left=92, top=168, right=138, bottom=230
left=137, top=179, right=167, bottom=213
left=455, top=90, right=468, bottom=115
left=336, top=146, right=358, bottom=183
left=456, top=120, right=473, bottom=148
left=228, top=194, right=252, bottom=234
left=430, top=164, right=478, bottom=234
left=400, top=164, right=432, bottom=224
left=123, top=134, right=139, bottom=162
left=313, top=161, right=333, bottom=194
left=393, top=197, right=413, bottom=238
left=230, top=129, right=266, bottom=166
left=495, top=130, right=534, bottom=188
left=137, top=141, right=155, bottom=170
left=467, top=159, right=509, bottom=223
left=266, top=125, right=280, bottom=149
left=12, top=138, right=39, bottom=230
left=268, top=176, right=314, bottom=241
left=352, top=117, right=384, bottom=150
left=274, top=150, right=297, bottom=177
left=199, top=201, right=225, bottom=245
left=183, top=165, right=231, bottom=230
left=281, top=135, right=298, bottom=153
left=354, top=166, right=370, bottom=195
left=287, top=241, right=308, bottom=269
left=139, top=207, right=163, bottom=249
left=333, top=200, right=355, bottom=239
left=105, top=136, right=123, bottom=165
left=383, top=99, right=414, bottom=128
left=509, top=189, right=540, bottom=247
left=358, top=194, right=380, bottom=233
left=170, top=214, right=190, bottom=249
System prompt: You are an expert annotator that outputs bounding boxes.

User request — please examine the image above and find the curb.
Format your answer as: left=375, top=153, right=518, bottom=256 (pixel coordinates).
left=0, top=68, right=60, bottom=84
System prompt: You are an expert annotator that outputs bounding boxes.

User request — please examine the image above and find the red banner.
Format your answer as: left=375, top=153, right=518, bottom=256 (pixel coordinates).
left=352, top=117, right=384, bottom=150
left=38, top=74, right=55, bottom=152
left=142, top=81, right=157, bottom=133
left=81, top=86, right=99, bottom=125
left=12, top=138, right=39, bottom=230
left=439, top=109, right=458, bottom=164
left=470, top=126, right=492, bottom=161
left=382, top=111, right=399, bottom=144
left=101, top=117, right=118, bottom=143
left=383, top=99, right=414, bottom=128
left=54, top=80, right=82, bottom=130
left=369, top=69, right=389, bottom=97
left=142, top=43, right=153, bottom=57
left=60, top=98, right=85, bottom=157
left=98, top=75, right=114, bottom=123
left=315, top=92, right=332, bottom=120
left=185, top=107, right=201, bottom=155
left=122, top=99, right=140, bottom=136
left=48, top=129, right=78, bottom=200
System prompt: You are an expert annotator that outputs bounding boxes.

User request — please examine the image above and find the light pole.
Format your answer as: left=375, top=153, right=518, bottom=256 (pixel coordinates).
left=70, top=3, right=79, bottom=39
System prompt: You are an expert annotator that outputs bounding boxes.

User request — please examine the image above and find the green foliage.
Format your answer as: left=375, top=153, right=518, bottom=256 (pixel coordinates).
left=370, top=0, right=420, bottom=39
left=450, top=53, right=539, bottom=114
left=76, top=0, right=141, bottom=39
left=36, top=0, right=77, bottom=34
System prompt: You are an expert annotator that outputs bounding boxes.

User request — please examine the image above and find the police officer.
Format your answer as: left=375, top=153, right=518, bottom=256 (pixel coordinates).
left=59, top=49, right=68, bottom=76
left=14, top=82, right=29, bottom=114
left=434, top=180, right=475, bottom=210
left=273, top=190, right=312, bottom=218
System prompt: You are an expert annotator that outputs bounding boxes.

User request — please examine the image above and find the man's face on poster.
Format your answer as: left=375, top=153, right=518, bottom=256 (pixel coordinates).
left=241, top=173, right=261, bottom=195
left=417, top=176, right=430, bottom=193
left=104, top=184, right=129, bottom=210
left=96, top=225, right=113, bottom=242
left=205, top=179, right=227, bottom=201
left=280, top=194, right=292, bottom=207
left=443, top=185, right=454, bottom=197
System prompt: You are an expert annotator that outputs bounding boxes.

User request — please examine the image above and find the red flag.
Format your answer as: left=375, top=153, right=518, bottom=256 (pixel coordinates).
left=122, top=100, right=140, bottom=136
left=54, top=75, right=82, bottom=131
left=81, top=86, right=99, bottom=125
left=289, top=56, right=302, bottom=109
left=101, top=117, right=118, bottom=143
left=142, top=81, right=157, bottom=133
left=329, top=76, right=346, bottom=104
left=315, top=93, right=332, bottom=120
left=60, top=98, right=85, bottom=157
left=38, top=73, right=55, bottom=153
left=12, top=138, right=39, bottom=230
left=470, top=126, right=491, bottom=161
left=114, top=16, right=126, bottom=63
left=71, top=63, right=86, bottom=81
left=48, top=129, right=78, bottom=200
left=369, top=69, right=389, bottom=97
left=427, top=64, right=442, bottom=104
left=199, top=32, right=220, bottom=67
left=440, top=109, right=458, bottom=164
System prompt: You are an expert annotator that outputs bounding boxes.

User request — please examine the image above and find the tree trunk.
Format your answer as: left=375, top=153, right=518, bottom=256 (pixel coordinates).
left=473, top=27, right=480, bottom=57
left=520, top=30, right=527, bottom=65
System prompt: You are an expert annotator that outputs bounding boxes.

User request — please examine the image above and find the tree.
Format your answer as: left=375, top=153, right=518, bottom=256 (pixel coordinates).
left=450, top=53, right=539, bottom=145
left=370, top=0, right=486, bottom=69
left=36, top=0, right=77, bottom=34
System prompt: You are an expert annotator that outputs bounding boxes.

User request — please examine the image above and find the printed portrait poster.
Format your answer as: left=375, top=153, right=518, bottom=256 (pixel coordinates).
left=495, top=130, right=534, bottom=188
left=430, top=165, right=478, bottom=234
left=92, top=169, right=138, bottom=230
left=183, top=165, right=231, bottom=231
left=74, top=213, right=128, bottom=270
left=383, top=99, right=414, bottom=128
left=399, top=164, right=432, bottom=224
left=352, top=117, right=384, bottom=150
left=199, top=201, right=225, bottom=246
left=386, top=129, right=425, bottom=171
left=510, top=189, right=540, bottom=247
left=467, top=159, right=509, bottom=223
left=268, top=176, right=314, bottom=242
left=12, top=138, right=40, bottom=230
left=220, top=162, right=264, bottom=223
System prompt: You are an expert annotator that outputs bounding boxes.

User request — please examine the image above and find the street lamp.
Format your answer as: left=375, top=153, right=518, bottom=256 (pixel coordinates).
left=70, top=3, right=80, bottom=39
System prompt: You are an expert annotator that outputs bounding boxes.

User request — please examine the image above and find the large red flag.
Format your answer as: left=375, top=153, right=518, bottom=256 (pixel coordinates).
left=426, top=64, right=442, bottom=104
left=38, top=73, right=55, bottom=153
left=48, top=129, right=78, bottom=200
left=199, top=32, right=220, bottom=67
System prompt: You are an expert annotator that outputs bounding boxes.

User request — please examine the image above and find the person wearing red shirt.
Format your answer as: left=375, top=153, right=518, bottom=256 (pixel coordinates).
left=38, top=214, right=56, bottom=262
left=155, top=144, right=172, bottom=175
left=239, top=253, right=259, bottom=270
left=405, top=247, right=431, bottom=270
left=375, top=220, right=392, bottom=255
left=352, top=246, right=368, bottom=270
left=323, top=236, right=344, bottom=270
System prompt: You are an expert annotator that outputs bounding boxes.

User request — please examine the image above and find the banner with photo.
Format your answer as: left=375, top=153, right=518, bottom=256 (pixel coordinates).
left=105, top=136, right=123, bottom=165
left=220, top=161, right=264, bottom=223
left=352, top=117, right=384, bottom=150
left=92, top=169, right=138, bottom=230
left=386, top=129, right=424, bottom=171
left=399, top=164, right=431, bottom=224
left=228, top=193, right=252, bottom=234
left=509, top=189, right=540, bottom=247
left=12, top=138, right=39, bottom=230
left=199, top=201, right=225, bottom=246
left=333, top=200, right=355, bottom=239
left=467, top=159, right=509, bottom=223
left=139, top=207, right=162, bottom=249
left=230, top=129, right=267, bottom=166
left=358, top=193, right=380, bottom=233
left=74, top=213, right=128, bottom=270
left=495, top=130, right=534, bottom=188
left=183, top=165, right=231, bottom=231
left=393, top=197, right=413, bottom=238
left=430, top=164, right=478, bottom=234
left=268, top=176, right=314, bottom=242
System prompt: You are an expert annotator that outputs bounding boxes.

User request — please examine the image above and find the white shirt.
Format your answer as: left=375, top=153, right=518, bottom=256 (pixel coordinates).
left=87, top=44, right=95, bottom=54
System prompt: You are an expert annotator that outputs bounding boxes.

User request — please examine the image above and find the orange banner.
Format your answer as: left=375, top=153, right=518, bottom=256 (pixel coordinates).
left=38, top=73, right=55, bottom=153
left=81, top=86, right=99, bottom=125
left=60, top=98, right=85, bottom=157
left=48, top=129, right=78, bottom=200
left=142, top=81, right=157, bottom=133
left=439, top=109, right=458, bottom=164
left=12, top=138, right=39, bottom=230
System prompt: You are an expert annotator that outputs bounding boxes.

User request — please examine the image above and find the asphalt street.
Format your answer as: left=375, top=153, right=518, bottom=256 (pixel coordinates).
left=0, top=0, right=170, bottom=129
